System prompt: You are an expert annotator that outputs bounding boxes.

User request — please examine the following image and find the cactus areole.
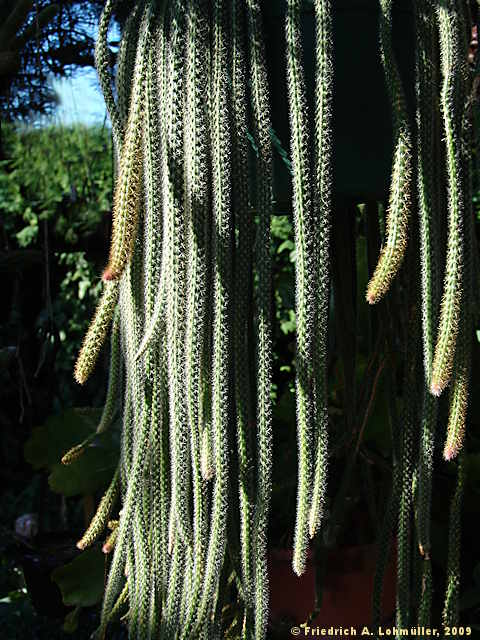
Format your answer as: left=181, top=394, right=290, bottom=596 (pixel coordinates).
left=71, top=0, right=477, bottom=636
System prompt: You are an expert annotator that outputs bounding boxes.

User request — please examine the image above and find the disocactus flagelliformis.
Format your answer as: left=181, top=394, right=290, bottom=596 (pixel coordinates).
left=70, top=0, right=477, bottom=636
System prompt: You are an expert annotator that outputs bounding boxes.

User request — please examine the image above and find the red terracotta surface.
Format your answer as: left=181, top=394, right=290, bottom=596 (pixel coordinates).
left=268, top=543, right=396, bottom=631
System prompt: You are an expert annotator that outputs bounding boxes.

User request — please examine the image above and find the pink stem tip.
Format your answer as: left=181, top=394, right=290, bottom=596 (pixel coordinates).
left=430, top=381, right=443, bottom=397
left=102, top=267, right=117, bottom=282
left=443, top=444, right=458, bottom=462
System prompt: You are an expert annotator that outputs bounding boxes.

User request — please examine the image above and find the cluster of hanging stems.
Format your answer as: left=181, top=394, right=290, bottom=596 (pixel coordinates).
left=65, top=0, right=478, bottom=637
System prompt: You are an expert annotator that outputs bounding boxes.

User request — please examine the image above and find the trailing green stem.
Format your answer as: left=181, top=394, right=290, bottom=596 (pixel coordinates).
left=308, top=0, right=333, bottom=540
left=74, top=280, right=119, bottom=385
left=366, top=0, right=413, bottom=305
left=431, top=1, right=466, bottom=397
left=442, top=454, right=466, bottom=629
left=193, top=0, right=232, bottom=630
left=285, top=0, right=316, bottom=578
left=246, top=0, right=274, bottom=633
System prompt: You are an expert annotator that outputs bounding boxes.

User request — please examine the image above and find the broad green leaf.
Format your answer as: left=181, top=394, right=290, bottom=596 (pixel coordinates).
left=48, top=430, right=119, bottom=497
left=63, top=606, right=81, bottom=634
left=24, top=408, right=102, bottom=470
left=52, top=547, right=105, bottom=608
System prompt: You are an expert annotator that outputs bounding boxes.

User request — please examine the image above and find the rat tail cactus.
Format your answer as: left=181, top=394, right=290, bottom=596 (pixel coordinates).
left=71, top=0, right=477, bottom=636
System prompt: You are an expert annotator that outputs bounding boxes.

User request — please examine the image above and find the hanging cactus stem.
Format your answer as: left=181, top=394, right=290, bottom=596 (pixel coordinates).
left=72, top=0, right=477, bottom=637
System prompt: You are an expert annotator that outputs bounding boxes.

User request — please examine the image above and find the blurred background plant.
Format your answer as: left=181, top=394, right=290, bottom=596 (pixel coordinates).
left=0, top=123, right=119, bottom=637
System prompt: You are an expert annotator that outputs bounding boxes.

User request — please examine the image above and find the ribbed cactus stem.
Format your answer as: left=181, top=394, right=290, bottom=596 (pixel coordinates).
left=102, top=3, right=150, bottom=282
left=98, top=401, right=152, bottom=637
left=180, top=0, right=210, bottom=634
left=102, top=526, right=119, bottom=554
left=417, top=390, right=438, bottom=556
left=135, top=2, right=169, bottom=363
left=414, top=4, right=441, bottom=607
left=418, top=556, right=433, bottom=626
left=444, top=1, right=474, bottom=459
left=232, top=0, right=255, bottom=609
left=246, top=0, right=274, bottom=632
left=193, top=0, right=232, bottom=628
left=97, top=311, right=121, bottom=433
left=61, top=433, right=95, bottom=465
left=396, top=287, right=420, bottom=628
left=94, top=0, right=122, bottom=152
left=443, top=199, right=473, bottom=462
left=444, top=345, right=470, bottom=461
left=442, top=454, right=466, bottom=626
left=415, top=0, right=441, bottom=384
left=160, top=529, right=186, bottom=636
left=366, top=0, right=412, bottom=305
left=115, top=4, right=141, bottom=128
left=142, top=8, right=165, bottom=380
left=163, top=0, right=193, bottom=549
left=200, top=423, right=215, bottom=481
left=286, top=0, right=316, bottom=578
left=107, top=579, right=129, bottom=626
left=430, top=1, right=465, bottom=397
left=149, top=344, right=170, bottom=603
left=74, top=280, right=119, bottom=385
left=308, top=0, right=333, bottom=540
left=77, top=466, right=120, bottom=550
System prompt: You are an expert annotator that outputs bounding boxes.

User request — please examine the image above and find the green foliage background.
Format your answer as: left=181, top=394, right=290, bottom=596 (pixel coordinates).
left=1, top=124, right=113, bottom=406
left=0, top=124, right=118, bottom=638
